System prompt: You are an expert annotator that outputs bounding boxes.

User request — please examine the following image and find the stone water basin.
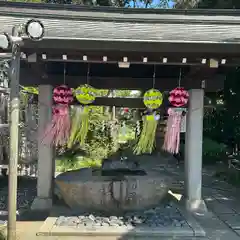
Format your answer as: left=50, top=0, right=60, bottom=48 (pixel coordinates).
left=55, top=167, right=172, bottom=214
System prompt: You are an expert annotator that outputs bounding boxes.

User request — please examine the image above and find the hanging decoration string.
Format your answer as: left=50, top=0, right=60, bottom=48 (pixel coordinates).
left=152, top=64, right=156, bottom=89
left=87, top=63, right=90, bottom=85
left=68, top=63, right=95, bottom=148
left=169, top=68, right=189, bottom=108
left=135, top=65, right=162, bottom=155
left=41, top=63, right=73, bottom=147
left=143, top=65, right=162, bottom=110
left=63, top=63, right=66, bottom=85
left=178, top=67, right=182, bottom=87
left=75, top=63, right=95, bottom=105
left=163, top=67, right=189, bottom=154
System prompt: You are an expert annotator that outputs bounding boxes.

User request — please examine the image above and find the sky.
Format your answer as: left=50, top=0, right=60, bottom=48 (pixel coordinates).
left=169, top=1, right=174, bottom=8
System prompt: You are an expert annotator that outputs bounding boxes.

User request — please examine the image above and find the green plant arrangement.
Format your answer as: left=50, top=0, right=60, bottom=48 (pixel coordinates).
left=133, top=115, right=158, bottom=155
left=0, top=227, right=6, bottom=240
left=68, top=106, right=90, bottom=148
left=133, top=88, right=162, bottom=155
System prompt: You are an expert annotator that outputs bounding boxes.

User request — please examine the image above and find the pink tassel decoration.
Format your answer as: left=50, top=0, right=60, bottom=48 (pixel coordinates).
left=162, top=108, right=183, bottom=154
left=42, top=85, right=73, bottom=147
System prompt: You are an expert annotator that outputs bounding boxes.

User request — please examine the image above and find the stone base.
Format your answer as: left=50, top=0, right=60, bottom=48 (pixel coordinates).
left=185, top=199, right=208, bottom=214
left=31, top=197, right=52, bottom=211
left=37, top=202, right=205, bottom=238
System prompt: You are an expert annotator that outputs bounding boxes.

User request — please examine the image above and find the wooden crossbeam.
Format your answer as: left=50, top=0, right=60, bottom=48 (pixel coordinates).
left=20, top=71, right=224, bottom=91
left=90, top=97, right=145, bottom=108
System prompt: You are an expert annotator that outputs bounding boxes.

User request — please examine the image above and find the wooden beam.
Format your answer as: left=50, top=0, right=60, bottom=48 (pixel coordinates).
left=31, top=95, right=214, bottom=108
left=30, top=96, right=147, bottom=108
left=20, top=71, right=224, bottom=91
left=181, top=66, right=220, bottom=90
left=89, top=96, right=214, bottom=108
left=25, top=51, right=230, bottom=65
left=21, top=49, right=238, bottom=67
left=91, top=97, right=145, bottom=108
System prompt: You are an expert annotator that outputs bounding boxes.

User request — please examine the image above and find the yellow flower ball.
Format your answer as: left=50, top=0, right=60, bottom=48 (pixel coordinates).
left=75, top=84, right=96, bottom=105
left=143, top=89, right=163, bottom=109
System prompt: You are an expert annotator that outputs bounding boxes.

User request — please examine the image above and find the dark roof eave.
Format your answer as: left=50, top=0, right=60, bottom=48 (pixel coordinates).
left=21, top=38, right=240, bottom=54
left=23, top=36, right=240, bottom=44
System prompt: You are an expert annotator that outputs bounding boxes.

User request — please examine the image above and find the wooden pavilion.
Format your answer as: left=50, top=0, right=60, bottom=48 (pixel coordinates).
left=0, top=1, right=239, bottom=215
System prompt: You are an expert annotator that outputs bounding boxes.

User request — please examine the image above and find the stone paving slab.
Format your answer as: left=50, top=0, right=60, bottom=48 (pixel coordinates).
left=206, top=201, right=236, bottom=214
left=216, top=198, right=240, bottom=213
left=176, top=205, right=205, bottom=237
left=48, top=224, right=196, bottom=237
left=235, top=230, right=240, bottom=236
left=193, top=212, right=240, bottom=240
left=36, top=237, right=209, bottom=240
left=217, top=214, right=240, bottom=230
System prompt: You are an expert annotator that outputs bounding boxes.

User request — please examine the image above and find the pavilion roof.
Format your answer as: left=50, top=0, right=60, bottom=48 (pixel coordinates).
left=0, top=1, right=240, bottom=44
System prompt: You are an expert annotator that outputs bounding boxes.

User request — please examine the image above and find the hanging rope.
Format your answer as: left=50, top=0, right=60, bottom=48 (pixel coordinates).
left=63, top=63, right=66, bottom=85
left=87, top=63, right=90, bottom=85
left=178, top=68, right=182, bottom=87
left=152, top=64, right=156, bottom=88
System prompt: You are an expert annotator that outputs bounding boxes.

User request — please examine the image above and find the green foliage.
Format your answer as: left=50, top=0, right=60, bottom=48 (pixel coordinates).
left=45, top=0, right=170, bottom=8
left=202, top=138, right=227, bottom=156
left=56, top=104, right=138, bottom=171
left=173, top=0, right=199, bottom=8
left=84, top=134, right=112, bottom=160
left=197, top=0, right=240, bottom=9
left=7, top=0, right=171, bottom=9
left=118, top=125, right=135, bottom=143
left=115, top=90, right=141, bottom=98
left=173, top=0, right=240, bottom=9
left=180, top=137, right=228, bottom=164
left=7, top=0, right=42, bottom=2
left=84, top=106, right=113, bottom=159
left=215, top=169, right=240, bottom=186
left=56, top=156, right=102, bottom=172
left=57, top=106, right=112, bottom=171
left=202, top=138, right=227, bottom=164
left=203, top=108, right=225, bottom=143
left=0, top=228, right=6, bottom=240
left=202, top=68, right=240, bottom=149
left=95, top=89, right=109, bottom=97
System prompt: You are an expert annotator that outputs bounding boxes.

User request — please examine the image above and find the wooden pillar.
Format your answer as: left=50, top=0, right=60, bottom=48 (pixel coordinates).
left=8, top=44, right=20, bottom=240
left=184, top=89, right=207, bottom=213
left=31, top=85, right=54, bottom=210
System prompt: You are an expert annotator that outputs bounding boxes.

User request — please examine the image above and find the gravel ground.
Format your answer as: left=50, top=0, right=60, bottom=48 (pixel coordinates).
left=55, top=202, right=188, bottom=228
left=0, top=176, right=37, bottom=221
